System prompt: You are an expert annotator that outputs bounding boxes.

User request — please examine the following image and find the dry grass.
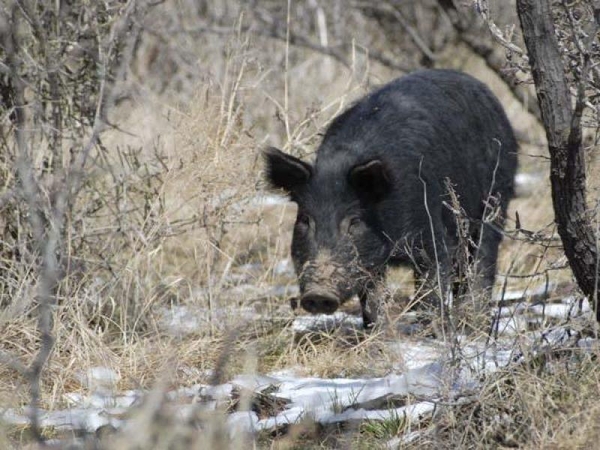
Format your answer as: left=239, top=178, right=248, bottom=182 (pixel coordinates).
left=427, top=351, right=600, bottom=449
left=1, top=1, right=600, bottom=449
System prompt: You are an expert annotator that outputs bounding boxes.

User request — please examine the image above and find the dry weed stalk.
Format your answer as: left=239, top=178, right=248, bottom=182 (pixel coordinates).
left=0, top=1, right=597, bottom=448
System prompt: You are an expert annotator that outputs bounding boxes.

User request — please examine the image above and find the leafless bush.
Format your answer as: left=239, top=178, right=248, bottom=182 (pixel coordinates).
left=1, top=0, right=598, bottom=448
left=0, top=0, right=161, bottom=442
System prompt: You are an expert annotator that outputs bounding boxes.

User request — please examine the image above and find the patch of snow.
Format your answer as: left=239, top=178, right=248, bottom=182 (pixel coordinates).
left=459, top=344, right=518, bottom=377
left=269, top=284, right=299, bottom=297
left=539, top=326, right=573, bottom=346
left=157, top=305, right=262, bottom=336
left=578, top=337, right=599, bottom=351
left=257, top=407, right=305, bottom=430
left=76, top=366, right=120, bottom=390
left=515, top=172, right=544, bottom=186
left=231, top=374, right=281, bottom=392
left=3, top=407, right=122, bottom=433
left=64, top=390, right=139, bottom=409
left=492, top=296, right=592, bottom=330
left=255, top=362, right=444, bottom=429
left=514, top=172, right=545, bottom=196
left=199, top=383, right=234, bottom=401
left=387, top=429, right=424, bottom=448
left=390, top=340, right=443, bottom=371
left=227, top=411, right=259, bottom=435
left=4, top=282, right=598, bottom=446
left=3, top=325, right=596, bottom=440
left=530, top=303, right=577, bottom=318
left=167, top=384, right=204, bottom=400
left=273, top=259, right=294, bottom=277
left=492, top=315, right=529, bottom=335
left=1, top=409, right=29, bottom=426
left=493, top=282, right=555, bottom=302
left=292, top=312, right=364, bottom=334
left=320, top=401, right=435, bottom=425
left=251, top=194, right=289, bottom=206
left=237, top=263, right=263, bottom=273
left=268, top=367, right=303, bottom=378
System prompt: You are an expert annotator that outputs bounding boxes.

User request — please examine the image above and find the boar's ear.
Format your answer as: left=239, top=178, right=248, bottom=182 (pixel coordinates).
left=263, top=147, right=312, bottom=193
left=349, top=159, right=391, bottom=200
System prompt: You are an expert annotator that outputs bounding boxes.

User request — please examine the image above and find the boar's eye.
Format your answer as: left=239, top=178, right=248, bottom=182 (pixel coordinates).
left=296, top=213, right=311, bottom=231
left=347, top=216, right=363, bottom=236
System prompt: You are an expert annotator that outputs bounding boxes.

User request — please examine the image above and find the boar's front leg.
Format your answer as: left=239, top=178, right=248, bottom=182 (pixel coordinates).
left=413, top=237, right=454, bottom=309
left=359, top=275, right=386, bottom=329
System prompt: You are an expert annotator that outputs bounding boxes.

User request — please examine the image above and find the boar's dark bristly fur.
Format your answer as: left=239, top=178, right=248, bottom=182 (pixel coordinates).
left=264, top=69, right=518, bottom=328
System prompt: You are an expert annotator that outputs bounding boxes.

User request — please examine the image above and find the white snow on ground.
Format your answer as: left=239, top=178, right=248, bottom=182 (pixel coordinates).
left=390, top=340, right=444, bottom=371
left=250, top=194, right=289, bottom=206
left=76, top=366, right=120, bottom=390
left=292, top=311, right=364, bottom=335
left=156, top=280, right=299, bottom=336
left=158, top=305, right=263, bottom=336
left=514, top=172, right=545, bottom=196
left=0, top=364, right=443, bottom=434
left=273, top=258, right=294, bottom=276
left=492, top=294, right=591, bottom=336
left=1, top=286, right=597, bottom=442
left=493, top=281, right=557, bottom=302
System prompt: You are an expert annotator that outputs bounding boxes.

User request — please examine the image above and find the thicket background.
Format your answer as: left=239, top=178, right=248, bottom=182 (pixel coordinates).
left=1, top=0, right=599, bottom=448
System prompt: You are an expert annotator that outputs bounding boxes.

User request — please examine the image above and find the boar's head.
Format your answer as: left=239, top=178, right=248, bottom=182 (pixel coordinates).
left=264, top=147, right=391, bottom=315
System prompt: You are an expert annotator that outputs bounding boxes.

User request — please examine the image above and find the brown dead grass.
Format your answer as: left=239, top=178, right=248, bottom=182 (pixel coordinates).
left=427, top=349, right=600, bottom=449
left=1, top=2, right=600, bottom=449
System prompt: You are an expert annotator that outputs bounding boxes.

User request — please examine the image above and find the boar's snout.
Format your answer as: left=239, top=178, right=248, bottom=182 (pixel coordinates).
left=300, top=291, right=340, bottom=314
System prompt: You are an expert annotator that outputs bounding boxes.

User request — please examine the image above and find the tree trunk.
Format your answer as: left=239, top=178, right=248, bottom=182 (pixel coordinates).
left=516, top=0, right=600, bottom=321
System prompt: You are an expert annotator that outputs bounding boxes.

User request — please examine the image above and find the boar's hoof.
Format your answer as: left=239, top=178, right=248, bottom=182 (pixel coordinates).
left=300, top=292, right=339, bottom=314
left=289, top=297, right=299, bottom=310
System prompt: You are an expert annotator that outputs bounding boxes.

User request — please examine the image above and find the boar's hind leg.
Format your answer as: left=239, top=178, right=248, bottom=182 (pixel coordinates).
left=472, top=223, right=503, bottom=300
left=415, top=240, right=453, bottom=307
left=412, top=239, right=455, bottom=337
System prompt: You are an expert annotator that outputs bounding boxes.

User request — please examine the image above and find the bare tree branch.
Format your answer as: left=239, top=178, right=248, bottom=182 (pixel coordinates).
left=440, top=0, right=542, bottom=122
left=353, top=1, right=437, bottom=65
left=250, top=5, right=415, bottom=73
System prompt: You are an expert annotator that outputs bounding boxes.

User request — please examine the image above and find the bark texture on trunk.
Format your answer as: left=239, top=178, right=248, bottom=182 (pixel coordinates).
left=517, top=0, right=599, bottom=321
